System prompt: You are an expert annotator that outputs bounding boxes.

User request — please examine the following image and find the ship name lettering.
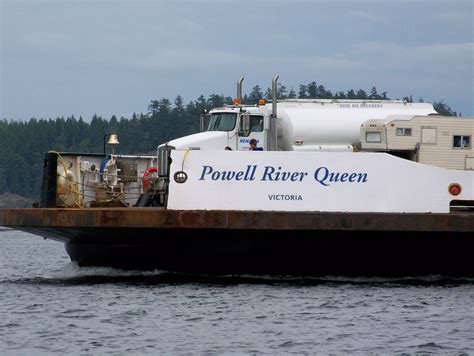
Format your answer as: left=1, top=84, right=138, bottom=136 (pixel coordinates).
left=314, top=166, right=368, bottom=186
left=198, top=165, right=256, bottom=181
left=261, top=166, right=308, bottom=182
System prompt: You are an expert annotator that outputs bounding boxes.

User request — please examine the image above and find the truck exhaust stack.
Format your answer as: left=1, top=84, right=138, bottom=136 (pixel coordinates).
left=237, top=75, right=244, bottom=102
left=269, top=73, right=279, bottom=151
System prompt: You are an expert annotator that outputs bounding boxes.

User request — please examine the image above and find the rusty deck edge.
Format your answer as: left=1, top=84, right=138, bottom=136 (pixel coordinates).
left=1, top=208, right=473, bottom=232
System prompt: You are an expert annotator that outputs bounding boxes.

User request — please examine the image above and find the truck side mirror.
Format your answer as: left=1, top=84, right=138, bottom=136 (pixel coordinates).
left=200, top=113, right=210, bottom=132
left=264, top=116, right=270, bottom=130
left=239, top=114, right=250, bottom=136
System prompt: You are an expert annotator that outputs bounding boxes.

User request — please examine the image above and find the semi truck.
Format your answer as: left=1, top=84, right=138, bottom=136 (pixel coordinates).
left=164, top=75, right=437, bottom=152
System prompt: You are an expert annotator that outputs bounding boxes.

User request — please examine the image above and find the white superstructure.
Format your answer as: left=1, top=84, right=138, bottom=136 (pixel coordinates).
left=167, top=149, right=474, bottom=213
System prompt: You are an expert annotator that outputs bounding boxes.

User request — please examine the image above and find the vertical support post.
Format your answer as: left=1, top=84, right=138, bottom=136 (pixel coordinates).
left=157, top=145, right=170, bottom=178
left=39, top=152, right=58, bottom=208
left=157, top=144, right=173, bottom=207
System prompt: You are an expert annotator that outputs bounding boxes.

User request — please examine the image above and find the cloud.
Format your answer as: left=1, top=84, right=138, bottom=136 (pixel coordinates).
left=140, top=48, right=250, bottom=70
left=348, top=10, right=388, bottom=24
left=20, top=31, right=71, bottom=50
left=348, top=41, right=474, bottom=75
left=2, top=0, right=473, bottom=119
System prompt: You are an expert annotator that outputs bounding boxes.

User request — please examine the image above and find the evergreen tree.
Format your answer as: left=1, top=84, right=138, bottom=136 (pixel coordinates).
left=207, top=94, right=225, bottom=108
left=334, top=91, right=347, bottom=99
left=369, top=87, right=379, bottom=99
left=277, top=83, right=288, bottom=99
left=248, top=85, right=264, bottom=104
left=346, top=89, right=357, bottom=99
left=288, top=87, right=297, bottom=99
left=264, top=87, right=272, bottom=100
left=433, top=101, right=457, bottom=116
left=356, top=89, right=368, bottom=99
left=307, top=82, right=319, bottom=98
left=298, top=85, right=308, bottom=99
left=318, top=85, right=332, bottom=99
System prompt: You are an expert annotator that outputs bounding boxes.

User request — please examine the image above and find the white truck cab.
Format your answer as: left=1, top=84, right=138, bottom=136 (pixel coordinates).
left=162, top=106, right=267, bottom=151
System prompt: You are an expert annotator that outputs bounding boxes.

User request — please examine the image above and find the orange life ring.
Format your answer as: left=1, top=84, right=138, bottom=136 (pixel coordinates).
left=143, top=166, right=158, bottom=189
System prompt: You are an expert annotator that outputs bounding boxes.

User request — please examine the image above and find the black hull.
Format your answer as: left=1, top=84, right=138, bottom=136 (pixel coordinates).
left=2, top=208, right=473, bottom=277
left=62, top=228, right=473, bottom=277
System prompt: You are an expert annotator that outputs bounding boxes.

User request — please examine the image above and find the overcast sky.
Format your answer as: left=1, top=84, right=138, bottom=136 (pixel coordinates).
left=1, top=0, right=473, bottom=120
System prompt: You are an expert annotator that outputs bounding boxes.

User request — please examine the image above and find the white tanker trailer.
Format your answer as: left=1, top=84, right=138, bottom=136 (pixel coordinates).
left=165, top=75, right=437, bottom=152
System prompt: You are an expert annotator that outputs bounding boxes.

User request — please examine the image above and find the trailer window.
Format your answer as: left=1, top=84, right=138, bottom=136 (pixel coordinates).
left=366, top=131, right=381, bottom=143
left=453, top=135, right=471, bottom=149
left=207, top=113, right=237, bottom=132
left=396, top=128, right=412, bottom=136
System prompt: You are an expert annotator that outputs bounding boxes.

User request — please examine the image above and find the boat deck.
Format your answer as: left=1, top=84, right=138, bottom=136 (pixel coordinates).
left=1, top=207, right=474, bottom=232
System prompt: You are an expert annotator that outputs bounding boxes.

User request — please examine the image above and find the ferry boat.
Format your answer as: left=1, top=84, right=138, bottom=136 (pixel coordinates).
left=0, top=75, right=473, bottom=276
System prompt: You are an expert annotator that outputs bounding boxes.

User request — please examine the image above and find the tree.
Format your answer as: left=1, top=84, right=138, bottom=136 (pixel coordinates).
left=369, top=87, right=379, bottom=99
left=288, top=87, right=297, bottom=99
left=307, top=82, right=319, bottom=98
left=346, top=89, right=357, bottom=99
left=277, top=83, right=288, bottom=99
left=248, top=85, right=264, bottom=104
left=172, top=95, right=186, bottom=121
left=298, top=85, right=308, bottom=99
left=195, top=95, right=208, bottom=112
left=334, top=91, right=347, bottom=99
left=207, top=94, right=225, bottom=108
left=356, top=89, right=368, bottom=99
left=433, top=101, right=457, bottom=116
left=318, top=85, right=332, bottom=99
left=264, top=87, right=272, bottom=100
left=174, top=95, right=185, bottom=111
left=148, top=100, right=160, bottom=115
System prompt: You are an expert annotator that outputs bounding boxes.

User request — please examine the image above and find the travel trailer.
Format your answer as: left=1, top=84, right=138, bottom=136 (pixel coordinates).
left=361, top=115, right=474, bottom=170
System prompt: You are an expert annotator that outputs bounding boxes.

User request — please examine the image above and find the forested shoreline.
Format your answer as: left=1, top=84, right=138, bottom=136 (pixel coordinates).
left=0, top=81, right=457, bottom=205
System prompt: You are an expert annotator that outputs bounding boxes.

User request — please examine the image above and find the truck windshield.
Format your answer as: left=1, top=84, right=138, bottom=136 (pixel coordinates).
left=207, top=113, right=236, bottom=132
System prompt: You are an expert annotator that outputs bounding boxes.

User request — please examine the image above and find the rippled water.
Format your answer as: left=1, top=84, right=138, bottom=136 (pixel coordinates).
left=0, top=228, right=473, bottom=354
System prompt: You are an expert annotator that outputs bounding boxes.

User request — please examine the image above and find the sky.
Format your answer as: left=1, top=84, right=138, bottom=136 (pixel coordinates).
left=0, top=0, right=473, bottom=120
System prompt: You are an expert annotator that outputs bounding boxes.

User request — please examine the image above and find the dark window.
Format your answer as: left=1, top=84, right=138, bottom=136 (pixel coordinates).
left=207, top=113, right=237, bottom=132
left=249, top=116, right=264, bottom=132
left=366, top=131, right=381, bottom=143
left=396, top=128, right=412, bottom=136
left=453, top=135, right=471, bottom=149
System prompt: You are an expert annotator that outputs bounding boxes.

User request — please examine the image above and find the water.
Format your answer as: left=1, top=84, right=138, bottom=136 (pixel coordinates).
left=0, top=228, right=472, bottom=355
